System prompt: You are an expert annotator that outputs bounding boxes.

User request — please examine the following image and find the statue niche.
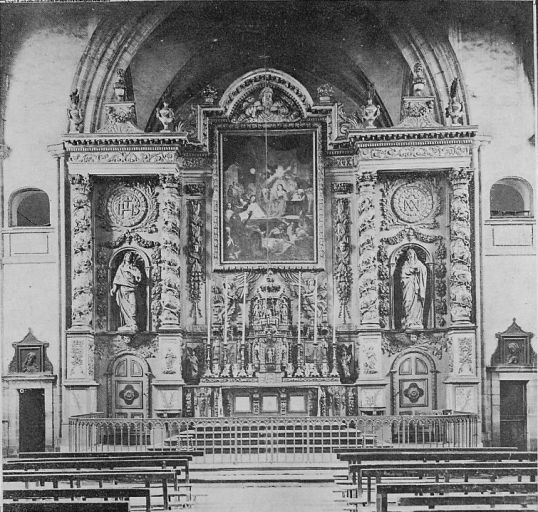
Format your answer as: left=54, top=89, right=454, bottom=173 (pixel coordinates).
left=392, top=245, right=432, bottom=330
left=109, top=250, right=149, bottom=332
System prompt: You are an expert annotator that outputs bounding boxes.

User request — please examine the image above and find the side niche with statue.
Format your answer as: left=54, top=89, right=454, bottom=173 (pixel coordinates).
left=109, top=250, right=150, bottom=332
left=392, top=245, right=433, bottom=330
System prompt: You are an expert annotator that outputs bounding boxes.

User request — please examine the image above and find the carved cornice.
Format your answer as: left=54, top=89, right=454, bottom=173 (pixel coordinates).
left=63, top=133, right=189, bottom=147
left=349, top=126, right=478, bottom=143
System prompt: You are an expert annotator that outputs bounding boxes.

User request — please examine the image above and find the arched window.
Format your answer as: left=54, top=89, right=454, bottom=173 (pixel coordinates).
left=490, top=178, right=533, bottom=218
left=9, top=189, right=50, bottom=227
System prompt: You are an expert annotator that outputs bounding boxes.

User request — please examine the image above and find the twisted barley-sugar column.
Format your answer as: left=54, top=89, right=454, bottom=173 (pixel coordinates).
left=159, top=173, right=181, bottom=328
left=70, top=174, right=93, bottom=329
left=448, top=167, right=473, bottom=324
left=357, top=171, right=379, bottom=326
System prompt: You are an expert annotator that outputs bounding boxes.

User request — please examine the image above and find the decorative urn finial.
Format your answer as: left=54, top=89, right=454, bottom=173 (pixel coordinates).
left=156, top=100, right=175, bottom=132
left=412, top=62, right=426, bottom=96
left=445, top=78, right=464, bottom=126
left=201, top=84, right=218, bottom=105
left=317, top=83, right=334, bottom=103
left=358, top=84, right=381, bottom=129
left=67, top=89, right=84, bottom=133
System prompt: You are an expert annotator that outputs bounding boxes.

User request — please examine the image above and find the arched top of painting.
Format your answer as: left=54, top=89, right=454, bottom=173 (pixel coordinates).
left=220, top=69, right=314, bottom=123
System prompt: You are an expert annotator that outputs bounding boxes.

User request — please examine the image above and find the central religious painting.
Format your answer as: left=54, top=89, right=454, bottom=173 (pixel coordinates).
left=217, top=129, right=321, bottom=269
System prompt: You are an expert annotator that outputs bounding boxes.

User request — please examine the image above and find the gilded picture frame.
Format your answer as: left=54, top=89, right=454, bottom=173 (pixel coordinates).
left=213, top=127, right=325, bottom=271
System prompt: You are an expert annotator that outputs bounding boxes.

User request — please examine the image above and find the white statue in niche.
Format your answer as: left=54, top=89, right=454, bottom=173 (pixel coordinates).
left=111, top=252, right=142, bottom=332
left=400, top=248, right=427, bottom=329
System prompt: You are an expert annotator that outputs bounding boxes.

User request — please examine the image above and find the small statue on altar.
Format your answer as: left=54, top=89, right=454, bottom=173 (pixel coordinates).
left=338, top=345, right=352, bottom=379
left=68, top=89, right=84, bottom=133
left=184, top=347, right=199, bottom=380
left=156, top=101, right=175, bottom=132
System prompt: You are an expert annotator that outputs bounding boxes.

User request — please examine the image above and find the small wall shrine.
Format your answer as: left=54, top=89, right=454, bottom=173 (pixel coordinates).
left=60, top=68, right=481, bottom=418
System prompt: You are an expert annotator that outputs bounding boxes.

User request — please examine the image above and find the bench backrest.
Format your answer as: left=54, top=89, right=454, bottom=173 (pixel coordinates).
left=3, top=503, right=130, bottom=512
left=3, top=470, right=177, bottom=482
left=350, top=461, right=538, bottom=471
left=5, top=458, right=189, bottom=471
left=18, top=451, right=201, bottom=459
left=339, top=450, right=537, bottom=462
left=376, top=481, right=537, bottom=494
left=4, top=488, right=151, bottom=499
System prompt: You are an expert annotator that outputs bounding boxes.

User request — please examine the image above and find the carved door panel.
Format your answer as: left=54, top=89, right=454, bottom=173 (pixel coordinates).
left=112, top=355, right=147, bottom=418
left=395, top=353, right=433, bottom=414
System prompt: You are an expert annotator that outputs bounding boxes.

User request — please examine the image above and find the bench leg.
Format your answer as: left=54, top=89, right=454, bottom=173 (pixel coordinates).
left=162, top=478, right=169, bottom=510
left=376, top=492, right=387, bottom=512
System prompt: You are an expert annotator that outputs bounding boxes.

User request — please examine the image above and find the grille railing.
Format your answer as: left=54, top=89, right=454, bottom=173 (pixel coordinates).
left=69, top=412, right=478, bottom=462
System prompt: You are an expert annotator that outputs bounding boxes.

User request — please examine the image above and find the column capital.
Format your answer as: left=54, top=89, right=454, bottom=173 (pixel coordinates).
left=0, top=144, right=11, bottom=161
left=449, top=167, right=472, bottom=186
left=356, top=170, right=378, bottom=191
left=47, top=143, right=67, bottom=159
left=159, top=171, right=182, bottom=190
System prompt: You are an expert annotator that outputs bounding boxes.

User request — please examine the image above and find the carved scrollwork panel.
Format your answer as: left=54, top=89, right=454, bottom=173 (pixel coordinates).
left=70, top=174, right=93, bottom=327
left=333, top=198, right=351, bottom=322
left=188, top=199, right=205, bottom=322
left=382, top=331, right=450, bottom=360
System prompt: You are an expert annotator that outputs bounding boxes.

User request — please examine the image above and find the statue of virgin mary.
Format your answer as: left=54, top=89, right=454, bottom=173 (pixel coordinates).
left=400, top=248, right=427, bottom=329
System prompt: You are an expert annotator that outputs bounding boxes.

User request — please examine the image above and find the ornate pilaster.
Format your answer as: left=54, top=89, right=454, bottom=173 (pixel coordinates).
left=187, top=196, right=205, bottom=322
left=356, top=171, right=379, bottom=326
left=158, top=173, right=181, bottom=329
left=448, top=168, right=473, bottom=324
left=66, top=173, right=98, bottom=414
left=333, top=191, right=352, bottom=322
left=70, top=174, right=93, bottom=329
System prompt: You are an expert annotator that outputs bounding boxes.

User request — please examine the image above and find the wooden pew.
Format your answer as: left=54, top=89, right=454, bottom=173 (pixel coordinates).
left=4, top=503, right=129, bottom=512
left=357, top=462, right=537, bottom=503
left=334, top=446, right=517, bottom=454
left=18, top=450, right=204, bottom=459
left=375, top=481, right=537, bottom=512
left=3, top=488, right=152, bottom=512
left=3, top=470, right=178, bottom=508
left=5, top=456, right=191, bottom=481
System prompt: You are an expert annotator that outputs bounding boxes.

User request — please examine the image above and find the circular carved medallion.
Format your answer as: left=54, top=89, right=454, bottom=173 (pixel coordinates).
left=392, top=183, right=434, bottom=223
left=106, top=186, right=148, bottom=227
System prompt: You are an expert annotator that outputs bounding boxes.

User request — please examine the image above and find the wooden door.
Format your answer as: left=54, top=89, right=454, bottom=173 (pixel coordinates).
left=396, top=353, right=433, bottom=414
left=112, top=355, right=147, bottom=418
left=500, top=381, right=527, bottom=450
left=19, top=389, right=45, bottom=452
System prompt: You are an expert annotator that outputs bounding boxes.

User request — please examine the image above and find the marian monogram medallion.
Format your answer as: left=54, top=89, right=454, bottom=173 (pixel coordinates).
left=392, top=183, right=433, bottom=223
left=381, top=176, right=441, bottom=230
